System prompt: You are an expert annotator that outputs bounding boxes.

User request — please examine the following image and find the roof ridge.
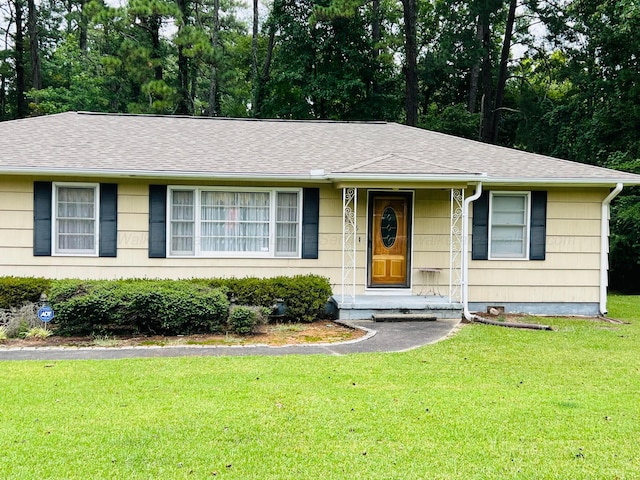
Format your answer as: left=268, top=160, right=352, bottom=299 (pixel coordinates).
left=76, top=111, right=388, bottom=125
left=336, top=152, right=474, bottom=175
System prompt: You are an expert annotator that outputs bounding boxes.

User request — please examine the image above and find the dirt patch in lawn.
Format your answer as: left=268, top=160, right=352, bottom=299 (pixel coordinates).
left=0, top=321, right=366, bottom=349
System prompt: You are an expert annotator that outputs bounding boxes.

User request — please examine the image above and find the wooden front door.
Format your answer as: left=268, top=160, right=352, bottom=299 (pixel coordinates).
left=368, top=192, right=412, bottom=288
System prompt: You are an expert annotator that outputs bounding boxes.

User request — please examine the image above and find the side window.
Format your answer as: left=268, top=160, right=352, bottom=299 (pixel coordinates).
left=33, top=182, right=118, bottom=257
left=472, top=190, right=546, bottom=261
left=54, top=184, right=98, bottom=255
left=489, top=193, right=529, bottom=259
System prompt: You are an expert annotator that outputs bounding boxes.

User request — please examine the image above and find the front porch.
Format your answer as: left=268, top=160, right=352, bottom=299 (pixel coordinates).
left=335, top=187, right=466, bottom=321
left=331, top=295, right=463, bottom=320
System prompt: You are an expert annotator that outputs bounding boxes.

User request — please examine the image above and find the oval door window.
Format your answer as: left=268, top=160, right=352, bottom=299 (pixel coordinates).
left=381, top=206, right=398, bottom=248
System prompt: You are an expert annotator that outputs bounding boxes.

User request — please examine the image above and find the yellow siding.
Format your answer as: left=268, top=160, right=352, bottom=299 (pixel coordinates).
left=468, top=188, right=607, bottom=304
left=0, top=179, right=609, bottom=305
left=0, top=179, right=347, bottom=289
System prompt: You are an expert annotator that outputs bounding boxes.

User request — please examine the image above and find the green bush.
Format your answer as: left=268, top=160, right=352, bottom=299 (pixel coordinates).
left=272, top=275, right=333, bottom=322
left=228, top=305, right=258, bottom=335
left=198, top=275, right=332, bottom=323
left=50, top=279, right=229, bottom=336
left=0, top=277, right=51, bottom=309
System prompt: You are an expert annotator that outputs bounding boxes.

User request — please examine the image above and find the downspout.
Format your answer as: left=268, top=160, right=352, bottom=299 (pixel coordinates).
left=462, top=183, right=483, bottom=320
left=600, top=183, right=623, bottom=315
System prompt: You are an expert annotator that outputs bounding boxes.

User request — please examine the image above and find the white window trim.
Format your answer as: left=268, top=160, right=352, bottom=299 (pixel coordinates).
left=166, top=186, right=303, bottom=259
left=488, top=191, right=531, bottom=260
left=52, top=182, right=100, bottom=257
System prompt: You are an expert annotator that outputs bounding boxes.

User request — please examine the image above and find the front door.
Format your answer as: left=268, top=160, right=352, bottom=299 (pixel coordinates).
left=368, top=192, right=412, bottom=288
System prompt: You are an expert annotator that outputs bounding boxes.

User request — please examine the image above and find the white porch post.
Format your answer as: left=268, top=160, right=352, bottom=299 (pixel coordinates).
left=449, top=188, right=464, bottom=303
left=341, top=187, right=357, bottom=304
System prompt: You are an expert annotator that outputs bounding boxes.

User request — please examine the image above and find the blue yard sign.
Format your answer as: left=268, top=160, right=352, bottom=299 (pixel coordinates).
left=37, top=305, right=55, bottom=323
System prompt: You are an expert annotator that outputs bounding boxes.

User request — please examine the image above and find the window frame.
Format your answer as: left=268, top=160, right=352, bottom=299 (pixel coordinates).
left=52, top=182, right=100, bottom=256
left=488, top=191, right=531, bottom=260
left=166, top=186, right=303, bottom=258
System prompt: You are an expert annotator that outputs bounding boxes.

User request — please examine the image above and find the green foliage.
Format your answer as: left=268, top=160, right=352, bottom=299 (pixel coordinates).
left=228, top=305, right=258, bottom=335
left=0, top=277, right=51, bottom=309
left=22, top=327, right=53, bottom=339
left=271, top=275, right=333, bottom=322
left=50, top=279, right=229, bottom=336
left=0, top=326, right=7, bottom=341
left=420, top=103, right=480, bottom=140
left=199, top=275, right=333, bottom=323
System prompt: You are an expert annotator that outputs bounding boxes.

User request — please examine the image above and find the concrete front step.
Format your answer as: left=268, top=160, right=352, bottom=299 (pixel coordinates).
left=372, top=313, right=437, bottom=322
left=331, top=295, right=462, bottom=321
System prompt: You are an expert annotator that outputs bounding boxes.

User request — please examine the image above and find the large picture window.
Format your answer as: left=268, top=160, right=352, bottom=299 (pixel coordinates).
left=54, top=183, right=98, bottom=255
left=168, top=187, right=301, bottom=257
left=489, top=192, right=530, bottom=259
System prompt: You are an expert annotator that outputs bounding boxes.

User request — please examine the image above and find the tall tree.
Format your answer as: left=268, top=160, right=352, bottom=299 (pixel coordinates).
left=13, top=0, right=27, bottom=117
left=27, top=0, right=40, bottom=90
left=401, top=0, right=417, bottom=126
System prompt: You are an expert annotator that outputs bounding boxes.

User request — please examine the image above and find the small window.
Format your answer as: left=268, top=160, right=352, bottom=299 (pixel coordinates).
left=489, top=192, right=530, bottom=259
left=168, top=187, right=301, bottom=258
left=54, top=183, right=98, bottom=255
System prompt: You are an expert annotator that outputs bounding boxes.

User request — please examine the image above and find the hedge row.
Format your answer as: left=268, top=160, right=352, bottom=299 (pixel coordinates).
left=200, top=275, right=333, bottom=323
left=1, top=275, right=333, bottom=336
left=0, top=277, right=51, bottom=309
left=49, top=280, right=230, bottom=336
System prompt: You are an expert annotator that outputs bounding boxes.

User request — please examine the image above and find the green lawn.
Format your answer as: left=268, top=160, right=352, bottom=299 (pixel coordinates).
left=1, top=297, right=639, bottom=479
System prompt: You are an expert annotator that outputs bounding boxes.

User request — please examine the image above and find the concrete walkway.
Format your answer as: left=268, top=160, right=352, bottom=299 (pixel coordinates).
left=0, top=318, right=462, bottom=361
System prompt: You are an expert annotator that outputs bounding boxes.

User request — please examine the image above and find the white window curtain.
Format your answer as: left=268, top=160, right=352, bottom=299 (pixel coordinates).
left=56, top=186, right=96, bottom=253
left=201, top=191, right=270, bottom=252
left=168, top=187, right=301, bottom=257
left=276, top=192, right=299, bottom=256
left=170, top=190, right=195, bottom=254
left=491, top=194, right=527, bottom=258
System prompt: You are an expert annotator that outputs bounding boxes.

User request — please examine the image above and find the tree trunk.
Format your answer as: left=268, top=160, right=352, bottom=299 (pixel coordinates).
left=371, top=0, right=381, bottom=99
left=150, top=16, right=163, bottom=80
left=14, top=0, right=27, bottom=118
left=28, top=0, right=41, bottom=90
left=467, top=21, right=483, bottom=113
left=490, top=0, right=517, bottom=143
left=372, top=0, right=380, bottom=59
left=479, top=16, right=493, bottom=142
left=253, top=25, right=275, bottom=118
left=176, top=0, right=190, bottom=115
left=250, top=0, right=259, bottom=115
left=401, top=0, right=418, bottom=126
left=208, top=0, right=220, bottom=116
left=79, top=0, right=88, bottom=53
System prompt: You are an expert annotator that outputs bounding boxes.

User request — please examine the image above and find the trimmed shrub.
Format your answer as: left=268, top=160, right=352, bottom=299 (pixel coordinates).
left=50, top=279, right=229, bottom=336
left=272, top=275, right=333, bottom=322
left=228, top=305, right=258, bottom=335
left=0, top=277, right=51, bottom=309
left=197, top=275, right=333, bottom=322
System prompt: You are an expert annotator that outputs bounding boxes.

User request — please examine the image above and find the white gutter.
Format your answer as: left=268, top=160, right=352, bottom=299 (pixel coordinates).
left=600, top=183, right=623, bottom=315
left=2, top=166, right=639, bottom=188
left=462, top=183, right=483, bottom=320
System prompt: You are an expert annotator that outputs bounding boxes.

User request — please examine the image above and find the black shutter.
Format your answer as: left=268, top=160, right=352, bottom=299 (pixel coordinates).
left=33, top=181, right=52, bottom=256
left=529, top=191, right=547, bottom=260
left=472, top=190, right=489, bottom=260
left=148, top=185, right=167, bottom=258
left=99, top=183, right=118, bottom=257
left=301, top=188, right=320, bottom=259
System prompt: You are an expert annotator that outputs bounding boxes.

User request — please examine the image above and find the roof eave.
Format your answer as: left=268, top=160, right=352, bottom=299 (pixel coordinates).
left=0, top=167, right=333, bottom=183
left=328, top=173, right=640, bottom=187
left=3, top=167, right=639, bottom=188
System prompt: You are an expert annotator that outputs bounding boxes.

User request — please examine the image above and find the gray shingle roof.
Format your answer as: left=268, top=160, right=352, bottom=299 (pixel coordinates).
left=1, top=111, right=639, bottom=185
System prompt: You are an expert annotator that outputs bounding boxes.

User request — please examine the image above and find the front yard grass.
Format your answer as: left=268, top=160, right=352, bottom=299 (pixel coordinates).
left=1, top=296, right=638, bottom=479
